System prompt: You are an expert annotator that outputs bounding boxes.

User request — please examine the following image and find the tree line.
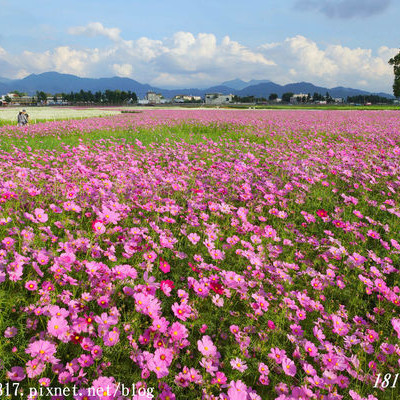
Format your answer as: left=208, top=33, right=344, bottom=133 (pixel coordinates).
left=3, top=89, right=138, bottom=105
left=346, top=95, right=393, bottom=104
left=60, top=90, right=137, bottom=104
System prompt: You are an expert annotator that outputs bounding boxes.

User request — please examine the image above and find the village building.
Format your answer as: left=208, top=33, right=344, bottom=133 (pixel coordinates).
left=145, top=91, right=163, bottom=104
left=173, top=95, right=202, bottom=103
left=205, top=93, right=234, bottom=105
left=289, top=93, right=309, bottom=104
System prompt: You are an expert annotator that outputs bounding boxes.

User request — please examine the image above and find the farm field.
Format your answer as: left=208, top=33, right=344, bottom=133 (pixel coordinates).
left=0, top=107, right=122, bottom=126
left=0, top=109, right=399, bottom=400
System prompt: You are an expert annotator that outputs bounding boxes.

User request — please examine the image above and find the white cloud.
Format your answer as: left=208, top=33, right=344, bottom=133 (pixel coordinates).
left=285, top=35, right=338, bottom=77
left=378, top=46, right=399, bottom=61
left=18, top=47, right=101, bottom=76
left=0, top=24, right=396, bottom=93
left=112, top=63, right=133, bottom=77
left=69, top=22, right=121, bottom=42
left=259, top=36, right=395, bottom=92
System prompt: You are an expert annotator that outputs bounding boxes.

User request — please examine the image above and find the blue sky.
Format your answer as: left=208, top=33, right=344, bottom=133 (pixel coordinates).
left=0, top=0, right=398, bottom=92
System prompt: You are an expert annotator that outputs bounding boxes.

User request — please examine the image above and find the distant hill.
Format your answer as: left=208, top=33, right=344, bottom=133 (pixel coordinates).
left=0, top=77, right=12, bottom=84
left=221, top=79, right=271, bottom=90
left=5, top=72, right=155, bottom=99
left=0, top=71, right=394, bottom=100
left=236, top=81, right=394, bottom=99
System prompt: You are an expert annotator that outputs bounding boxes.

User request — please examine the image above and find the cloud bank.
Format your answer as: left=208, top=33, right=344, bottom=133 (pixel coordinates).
left=294, top=0, right=391, bottom=19
left=0, top=23, right=397, bottom=93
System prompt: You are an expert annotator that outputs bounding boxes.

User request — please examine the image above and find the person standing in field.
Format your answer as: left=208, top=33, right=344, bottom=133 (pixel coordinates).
left=17, top=109, right=29, bottom=126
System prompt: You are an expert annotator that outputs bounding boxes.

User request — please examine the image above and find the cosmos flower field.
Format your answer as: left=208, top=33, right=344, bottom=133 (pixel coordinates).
left=0, top=109, right=399, bottom=400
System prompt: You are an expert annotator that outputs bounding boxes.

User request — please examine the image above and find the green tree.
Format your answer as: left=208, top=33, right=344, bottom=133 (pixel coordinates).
left=268, top=93, right=278, bottom=101
left=36, top=91, right=47, bottom=103
left=282, top=92, right=294, bottom=103
left=389, top=51, right=400, bottom=98
left=325, top=92, right=335, bottom=104
left=4, top=95, right=11, bottom=103
left=10, top=90, right=26, bottom=97
left=313, top=92, right=324, bottom=102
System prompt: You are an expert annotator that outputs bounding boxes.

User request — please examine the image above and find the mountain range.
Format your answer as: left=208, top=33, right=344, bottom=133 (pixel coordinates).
left=0, top=72, right=394, bottom=100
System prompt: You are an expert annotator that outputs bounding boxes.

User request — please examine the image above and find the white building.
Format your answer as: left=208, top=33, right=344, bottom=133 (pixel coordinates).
left=290, top=93, right=308, bottom=104
left=173, top=95, right=202, bottom=103
left=205, top=93, right=234, bottom=105
left=145, top=91, right=163, bottom=104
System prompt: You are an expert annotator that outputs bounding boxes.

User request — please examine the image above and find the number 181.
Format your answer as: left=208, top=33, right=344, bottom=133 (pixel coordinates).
left=374, top=373, right=399, bottom=389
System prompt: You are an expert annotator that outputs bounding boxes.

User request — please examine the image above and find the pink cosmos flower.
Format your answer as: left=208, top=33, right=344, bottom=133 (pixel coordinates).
left=26, top=358, right=46, bottom=378
left=97, top=295, right=110, bottom=309
left=38, top=377, right=50, bottom=387
left=92, top=376, right=118, bottom=400
left=91, top=345, right=103, bottom=359
left=94, top=312, right=118, bottom=328
left=36, top=250, right=50, bottom=265
left=258, top=362, right=269, bottom=375
left=331, top=315, right=349, bottom=336
left=197, top=335, right=217, bottom=357
left=26, top=340, right=57, bottom=360
left=187, top=233, right=200, bottom=244
left=230, top=357, right=248, bottom=372
left=151, top=317, right=170, bottom=333
left=268, top=347, right=286, bottom=364
left=337, top=375, right=350, bottom=388
left=188, top=368, right=202, bottom=383
left=144, top=251, right=157, bottom=263
left=391, top=318, right=400, bottom=338
left=175, top=372, right=190, bottom=388
left=93, top=220, right=106, bottom=234
left=59, top=252, right=76, bottom=266
left=154, top=347, right=174, bottom=367
left=2, top=237, right=15, bottom=248
left=267, top=320, right=276, bottom=330
left=160, top=280, right=174, bottom=296
left=47, top=317, right=69, bottom=338
left=303, top=362, right=316, bottom=376
left=25, top=280, right=38, bottom=291
left=193, top=281, right=209, bottom=297
left=34, top=208, right=48, bottom=223
left=6, top=366, right=25, bottom=381
left=99, top=208, right=120, bottom=224
left=159, top=259, right=171, bottom=273
left=296, top=309, right=306, bottom=320
left=169, top=322, right=188, bottom=342
left=366, top=329, right=379, bottom=343
left=281, top=357, right=297, bottom=376
left=103, top=329, right=120, bottom=346
left=227, top=380, right=248, bottom=400
left=211, top=371, right=227, bottom=385
left=317, top=209, right=328, bottom=218
left=4, top=326, right=18, bottom=338
left=171, top=302, right=191, bottom=321
left=304, top=341, right=318, bottom=357
left=230, top=325, right=240, bottom=336
left=148, top=359, right=170, bottom=379
left=209, top=248, right=225, bottom=260
left=367, top=230, right=380, bottom=239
